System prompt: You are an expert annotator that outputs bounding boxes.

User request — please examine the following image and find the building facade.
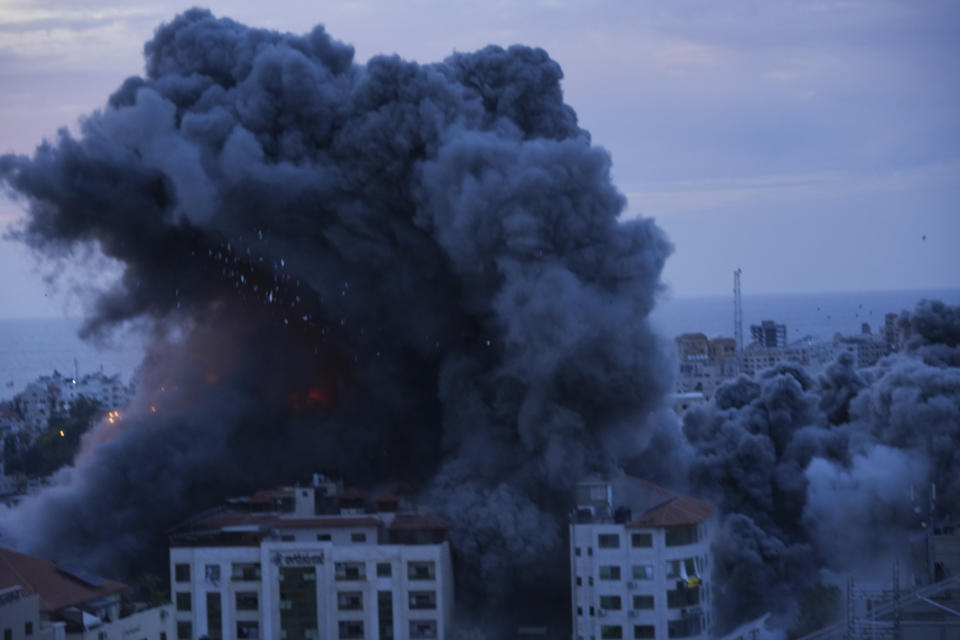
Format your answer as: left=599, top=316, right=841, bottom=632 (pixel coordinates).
left=169, top=482, right=453, bottom=640
left=750, top=321, right=787, bottom=349
left=570, top=479, right=715, bottom=640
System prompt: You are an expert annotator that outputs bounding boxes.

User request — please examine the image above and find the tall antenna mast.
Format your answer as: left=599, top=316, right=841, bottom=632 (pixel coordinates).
left=734, top=268, right=744, bottom=362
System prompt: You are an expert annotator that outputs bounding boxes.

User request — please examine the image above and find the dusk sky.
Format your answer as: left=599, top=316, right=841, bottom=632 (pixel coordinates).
left=1, top=0, right=958, bottom=318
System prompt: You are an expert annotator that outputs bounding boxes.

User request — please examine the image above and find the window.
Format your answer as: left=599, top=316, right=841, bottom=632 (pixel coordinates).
left=378, top=591, right=394, bottom=640
left=206, top=592, right=222, bottom=639
left=3, top=629, right=10, bottom=640
left=668, top=616, right=702, bottom=638
left=665, top=526, right=698, bottom=547
left=631, top=533, right=652, bottom=548
left=633, top=594, right=654, bottom=609
left=599, top=565, right=621, bottom=580
left=408, top=561, right=436, bottom=580
left=634, top=626, right=655, bottom=639
left=588, top=576, right=594, bottom=586
left=575, top=547, right=581, bottom=556
left=377, top=562, right=392, bottom=577
left=338, top=591, right=363, bottom=610
left=601, top=626, right=623, bottom=639
left=175, top=592, right=191, bottom=611
left=576, top=576, right=582, bottom=586
left=231, top=563, right=261, bottom=581
left=339, top=621, right=364, bottom=639
left=237, top=621, right=259, bottom=639
left=667, top=584, right=700, bottom=608
left=351, top=532, right=367, bottom=543
left=409, top=591, right=437, bottom=609
left=317, top=533, right=332, bottom=541
left=587, top=547, right=593, bottom=556
left=599, top=595, right=622, bottom=610
left=25, top=622, right=33, bottom=636
left=335, top=562, right=365, bottom=581
left=598, top=533, right=620, bottom=549
left=176, top=622, right=192, bottom=640
left=174, top=563, right=190, bottom=582
left=410, top=620, right=438, bottom=639
left=632, top=564, right=654, bottom=580
left=205, top=564, right=220, bottom=585
left=578, top=606, right=583, bottom=616
left=236, top=591, right=258, bottom=610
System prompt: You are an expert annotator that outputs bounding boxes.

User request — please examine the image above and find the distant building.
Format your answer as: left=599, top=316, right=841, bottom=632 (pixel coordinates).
left=750, top=321, right=787, bottom=348
left=833, top=334, right=886, bottom=369
left=675, top=336, right=739, bottom=402
left=0, top=545, right=173, bottom=640
left=707, top=338, right=736, bottom=363
left=9, top=371, right=133, bottom=437
left=570, top=478, right=716, bottom=640
left=169, top=478, right=453, bottom=640
left=675, top=334, right=709, bottom=361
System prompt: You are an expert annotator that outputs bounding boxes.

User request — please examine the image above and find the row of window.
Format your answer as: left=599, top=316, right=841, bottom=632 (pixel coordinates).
left=339, top=620, right=437, bottom=639
left=334, top=561, right=435, bottom=581
left=576, top=586, right=700, bottom=614
left=575, top=557, right=704, bottom=584
left=177, top=621, right=258, bottom=640
left=577, top=593, right=654, bottom=616
left=176, top=587, right=440, bottom=613
left=175, top=560, right=437, bottom=584
left=585, top=527, right=700, bottom=552
left=174, top=613, right=439, bottom=639
left=175, top=591, right=258, bottom=611
left=579, top=617, right=703, bottom=640
left=338, top=590, right=436, bottom=610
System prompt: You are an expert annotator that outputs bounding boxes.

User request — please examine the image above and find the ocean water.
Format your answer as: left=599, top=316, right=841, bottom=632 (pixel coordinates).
left=1, top=288, right=958, bottom=401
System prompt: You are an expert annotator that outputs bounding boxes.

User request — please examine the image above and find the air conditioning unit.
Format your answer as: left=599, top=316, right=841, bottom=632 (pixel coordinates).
left=626, top=581, right=637, bottom=589
left=628, top=610, right=638, bottom=618
left=597, top=609, right=607, bottom=617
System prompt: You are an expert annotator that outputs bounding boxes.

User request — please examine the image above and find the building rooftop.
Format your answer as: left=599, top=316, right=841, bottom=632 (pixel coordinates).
left=0, top=545, right=126, bottom=613
left=625, top=478, right=715, bottom=528
left=574, top=477, right=715, bottom=528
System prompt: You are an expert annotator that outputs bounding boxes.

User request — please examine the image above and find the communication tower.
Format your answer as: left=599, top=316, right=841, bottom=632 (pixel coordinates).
left=734, top=268, right=744, bottom=357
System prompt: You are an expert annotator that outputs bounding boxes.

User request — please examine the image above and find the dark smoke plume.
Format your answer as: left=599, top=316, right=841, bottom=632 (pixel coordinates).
left=0, top=9, right=679, bottom=632
left=685, top=301, right=960, bottom=633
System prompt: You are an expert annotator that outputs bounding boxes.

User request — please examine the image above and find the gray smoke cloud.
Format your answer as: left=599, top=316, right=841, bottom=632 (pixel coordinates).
left=685, top=300, right=960, bottom=633
left=0, top=9, right=680, bottom=631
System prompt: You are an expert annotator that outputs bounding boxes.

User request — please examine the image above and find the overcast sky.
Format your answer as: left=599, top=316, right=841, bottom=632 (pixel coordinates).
left=1, top=0, right=958, bottom=318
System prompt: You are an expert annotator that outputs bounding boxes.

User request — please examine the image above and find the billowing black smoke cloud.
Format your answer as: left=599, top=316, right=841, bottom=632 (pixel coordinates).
left=0, top=9, right=682, bottom=632
left=685, top=300, right=960, bottom=632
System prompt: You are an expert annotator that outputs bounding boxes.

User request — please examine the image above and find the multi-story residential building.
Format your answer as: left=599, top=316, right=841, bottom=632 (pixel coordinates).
left=570, top=478, right=716, bottom=640
left=750, top=321, right=787, bottom=349
left=11, top=370, right=133, bottom=435
left=169, top=480, right=453, bottom=640
left=832, top=334, right=886, bottom=369
left=675, top=334, right=709, bottom=361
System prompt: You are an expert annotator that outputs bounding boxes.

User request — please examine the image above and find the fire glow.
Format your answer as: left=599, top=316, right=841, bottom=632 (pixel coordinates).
left=288, top=387, right=333, bottom=412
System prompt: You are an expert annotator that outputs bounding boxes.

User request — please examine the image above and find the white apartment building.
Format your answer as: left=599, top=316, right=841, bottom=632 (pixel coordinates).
left=0, top=545, right=173, bottom=640
left=169, top=483, right=453, bottom=640
left=570, top=478, right=716, bottom=640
